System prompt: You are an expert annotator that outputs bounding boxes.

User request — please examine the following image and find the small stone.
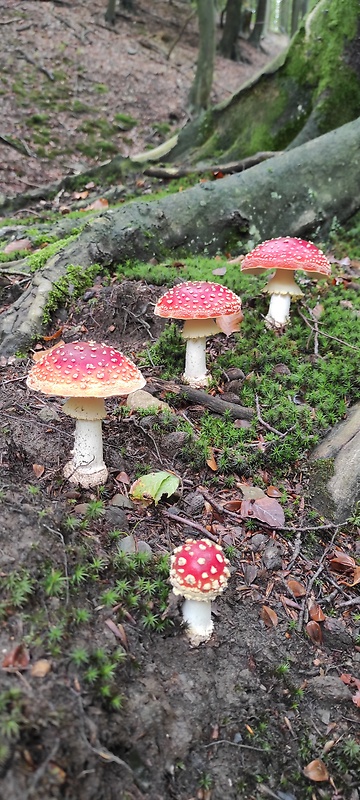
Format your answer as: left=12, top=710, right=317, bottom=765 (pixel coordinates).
left=248, top=533, right=267, bottom=552
left=322, top=617, right=353, bottom=650
left=105, top=506, right=129, bottom=531
left=262, top=540, right=284, bottom=570
left=126, top=389, right=172, bottom=413
left=162, top=431, right=189, bottom=452
left=38, top=405, right=61, bottom=423
left=183, top=492, right=205, bottom=516
left=306, top=675, right=352, bottom=703
left=110, top=493, right=134, bottom=510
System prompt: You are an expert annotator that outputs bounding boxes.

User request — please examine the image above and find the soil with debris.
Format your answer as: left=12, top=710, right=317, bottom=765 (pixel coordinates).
left=1, top=4, right=360, bottom=799
left=1, top=278, right=360, bottom=800
left=0, top=0, right=288, bottom=196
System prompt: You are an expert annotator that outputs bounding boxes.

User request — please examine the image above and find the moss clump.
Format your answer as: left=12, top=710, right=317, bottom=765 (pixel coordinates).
left=28, top=235, right=78, bottom=272
left=42, top=263, right=104, bottom=324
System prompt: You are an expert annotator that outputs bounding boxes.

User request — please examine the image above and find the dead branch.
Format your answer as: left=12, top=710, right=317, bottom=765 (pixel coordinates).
left=146, top=379, right=254, bottom=420
left=15, top=48, right=54, bottom=81
left=0, top=134, right=34, bottom=157
left=143, top=151, right=281, bottom=179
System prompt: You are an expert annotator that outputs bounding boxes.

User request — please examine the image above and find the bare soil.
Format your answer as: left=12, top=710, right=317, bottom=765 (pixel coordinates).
left=0, top=0, right=288, bottom=196
left=1, top=279, right=360, bottom=800
left=1, top=5, right=360, bottom=800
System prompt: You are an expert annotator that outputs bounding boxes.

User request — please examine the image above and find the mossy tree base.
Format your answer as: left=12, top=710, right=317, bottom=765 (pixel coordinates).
left=167, top=0, right=360, bottom=164
left=1, top=118, right=360, bottom=356
left=309, top=404, right=360, bottom=522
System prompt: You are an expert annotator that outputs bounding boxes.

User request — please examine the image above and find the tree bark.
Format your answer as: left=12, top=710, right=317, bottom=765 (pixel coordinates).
left=187, top=0, right=216, bottom=113
left=167, top=0, right=360, bottom=164
left=218, top=0, right=243, bottom=61
left=248, top=0, right=267, bottom=46
left=1, top=118, right=359, bottom=356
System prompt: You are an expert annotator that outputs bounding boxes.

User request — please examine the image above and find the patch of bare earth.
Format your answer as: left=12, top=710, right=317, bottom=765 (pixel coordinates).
left=0, top=0, right=288, bottom=196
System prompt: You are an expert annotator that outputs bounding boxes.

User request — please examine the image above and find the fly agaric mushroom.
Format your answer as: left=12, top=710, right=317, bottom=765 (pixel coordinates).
left=27, top=341, right=145, bottom=488
left=154, top=281, right=243, bottom=387
left=169, top=538, right=230, bottom=646
left=241, top=237, right=331, bottom=328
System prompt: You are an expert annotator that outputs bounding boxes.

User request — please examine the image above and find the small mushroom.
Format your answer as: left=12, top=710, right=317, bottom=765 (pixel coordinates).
left=26, top=340, right=145, bottom=488
left=169, top=537, right=230, bottom=646
left=241, top=237, right=331, bottom=328
left=154, top=281, right=243, bottom=387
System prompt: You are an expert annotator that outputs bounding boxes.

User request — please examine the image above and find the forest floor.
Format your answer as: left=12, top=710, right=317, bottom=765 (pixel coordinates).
left=0, top=0, right=288, bottom=196
left=1, top=3, right=360, bottom=800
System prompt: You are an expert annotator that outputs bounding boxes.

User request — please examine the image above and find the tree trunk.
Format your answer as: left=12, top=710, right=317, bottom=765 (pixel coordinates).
left=1, top=118, right=359, bottom=356
left=248, top=0, right=267, bottom=46
left=167, top=0, right=360, bottom=164
left=105, top=0, right=116, bottom=24
left=218, top=0, right=243, bottom=61
left=187, top=0, right=216, bottom=113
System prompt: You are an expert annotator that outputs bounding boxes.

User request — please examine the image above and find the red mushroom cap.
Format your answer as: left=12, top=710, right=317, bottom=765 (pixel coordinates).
left=154, top=281, right=242, bottom=320
left=241, top=237, right=331, bottom=277
left=26, top=340, right=146, bottom=398
left=170, top=538, right=230, bottom=601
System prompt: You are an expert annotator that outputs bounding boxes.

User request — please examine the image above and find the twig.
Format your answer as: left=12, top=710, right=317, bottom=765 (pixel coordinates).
left=203, top=739, right=264, bottom=752
left=23, top=740, right=60, bottom=799
left=287, top=529, right=302, bottom=570
left=297, top=529, right=339, bottom=631
left=0, top=134, right=34, bottom=157
left=299, top=306, right=360, bottom=353
left=147, top=379, right=254, bottom=421
left=15, top=48, right=54, bottom=81
left=163, top=509, right=217, bottom=542
left=167, top=9, right=195, bottom=59
left=336, top=597, right=360, bottom=609
left=71, top=690, right=134, bottom=776
left=0, top=17, right=19, bottom=24
left=255, top=394, right=296, bottom=437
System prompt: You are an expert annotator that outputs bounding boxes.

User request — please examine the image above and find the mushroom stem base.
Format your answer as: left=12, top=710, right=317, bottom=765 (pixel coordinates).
left=182, top=597, right=213, bottom=646
left=63, top=418, right=108, bottom=488
left=265, top=292, right=291, bottom=328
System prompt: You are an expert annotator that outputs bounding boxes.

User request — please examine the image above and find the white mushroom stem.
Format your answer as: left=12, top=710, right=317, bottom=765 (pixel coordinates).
left=184, top=337, right=208, bottom=387
left=181, top=597, right=213, bottom=646
left=62, top=397, right=108, bottom=488
left=182, top=318, right=220, bottom=388
left=264, top=268, right=304, bottom=328
left=266, top=292, right=292, bottom=327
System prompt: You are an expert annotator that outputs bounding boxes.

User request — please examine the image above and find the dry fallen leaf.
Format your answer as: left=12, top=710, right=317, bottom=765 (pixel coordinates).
left=303, top=758, right=329, bottom=782
left=33, top=464, right=45, bottom=478
left=352, top=689, right=360, bottom=707
left=4, top=237, right=32, bottom=254
left=287, top=579, right=306, bottom=597
left=84, top=197, right=109, bottom=211
left=260, top=605, right=278, bottom=628
left=31, top=658, right=52, bottom=678
left=241, top=496, right=285, bottom=528
left=206, top=447, right=218, bottom=471
left=309, top=602, right=326, bottom=622
left=266, top=485, right=282, bottom=497
left=104, top=618, right=128, bottom=649
left=306, top=620, right=323, bottom=645
left=346, top=565, right=360, bottom=587
left=329, top=550, right=356, bottom=573
left=2, top=643, right=30, bottom=671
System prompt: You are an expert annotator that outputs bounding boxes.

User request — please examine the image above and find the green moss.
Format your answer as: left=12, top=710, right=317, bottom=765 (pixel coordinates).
left=114, top=112, right=138, bottom=129
left=28, top=235, right=78, bottom=272
left=42, top=263, right=104, bottom=324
